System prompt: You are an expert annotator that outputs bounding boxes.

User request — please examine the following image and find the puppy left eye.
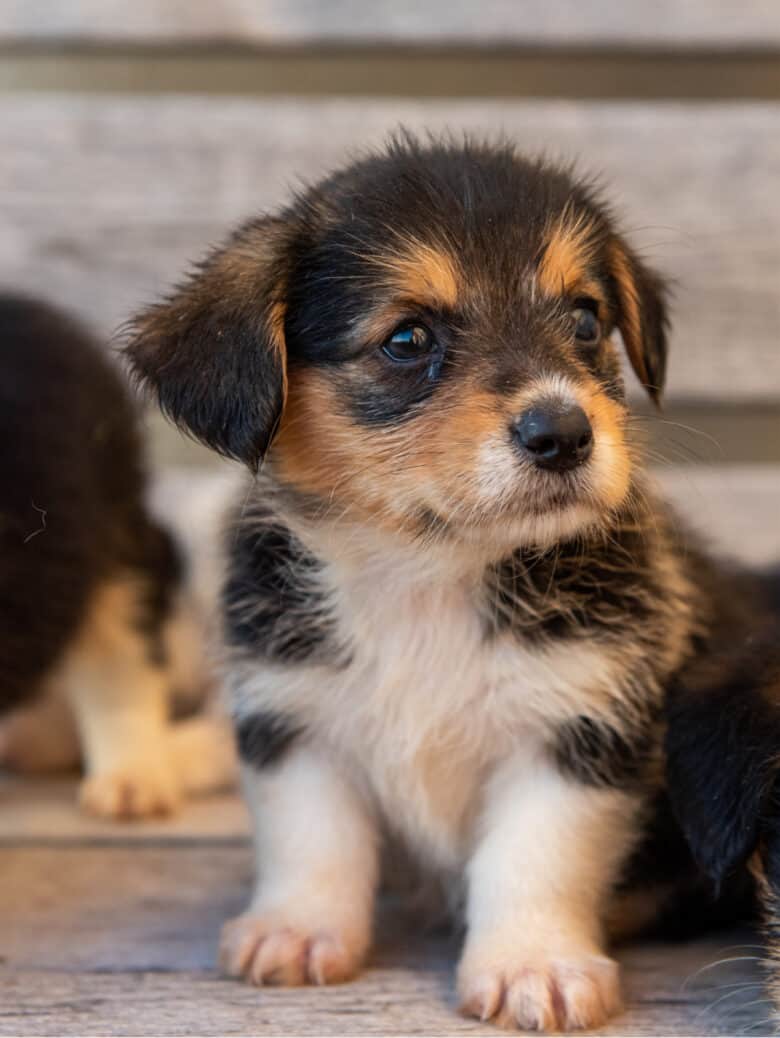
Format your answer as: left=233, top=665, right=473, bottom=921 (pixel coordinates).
left=571, top=302, right=601, bottom=344
left=382, top=324, right=435, bottom=364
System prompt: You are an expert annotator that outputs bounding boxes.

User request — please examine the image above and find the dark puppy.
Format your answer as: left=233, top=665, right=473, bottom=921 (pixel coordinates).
left=0, top=293, right=185, bottom=817
left=125, top=135, right=756, bottom=1030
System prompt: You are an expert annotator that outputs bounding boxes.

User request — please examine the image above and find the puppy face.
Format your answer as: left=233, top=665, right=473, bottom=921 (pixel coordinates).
left=128, top=138, right=667, bottom=550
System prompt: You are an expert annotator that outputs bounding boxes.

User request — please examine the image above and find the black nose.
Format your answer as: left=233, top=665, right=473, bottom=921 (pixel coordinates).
left=512, top=404, right=594, bottom=471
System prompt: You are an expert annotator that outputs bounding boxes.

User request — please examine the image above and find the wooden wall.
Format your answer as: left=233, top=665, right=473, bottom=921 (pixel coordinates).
left=1, top=2, right=779, bottom=472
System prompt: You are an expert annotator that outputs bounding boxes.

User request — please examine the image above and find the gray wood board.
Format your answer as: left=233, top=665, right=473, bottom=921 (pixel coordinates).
left=2, top=97, right=780, bottom=404
left=1, top=1, right=779, bottom=50
left=0, top=775, right=249, bottom=844
left=1, top=954, right=769, bottom=1037
left=0, top=844, right=769, bottom=1036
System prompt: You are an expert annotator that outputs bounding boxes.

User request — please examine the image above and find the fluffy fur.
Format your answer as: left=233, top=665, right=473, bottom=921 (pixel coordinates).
left=125, top=135, right=778, bottom=1029
left=0, top=294, right=233, bottom=816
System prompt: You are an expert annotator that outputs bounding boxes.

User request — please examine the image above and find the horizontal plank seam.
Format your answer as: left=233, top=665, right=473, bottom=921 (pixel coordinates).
left=2, top=49, right=780, bottom=101
left=3, top=42, right=780, bottom=56
left=0, top=836, right=251, bottom=849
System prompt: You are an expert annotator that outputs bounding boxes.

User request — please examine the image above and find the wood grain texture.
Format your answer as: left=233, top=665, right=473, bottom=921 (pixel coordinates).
left=0, top=953, right=768, bottom=1037
left=0, top=842, right=768, bottom=1036
left=2, top=97, right=779, bottom=403
left=0, top=776, right=249, bottom=844
left=0, top=0, right=779, bottom=50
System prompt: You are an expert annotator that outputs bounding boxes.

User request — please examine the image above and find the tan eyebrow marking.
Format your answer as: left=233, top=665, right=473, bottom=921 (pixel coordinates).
left=537, top=208, right=600, bottom=298
left=373, top=239, right=460, bottom=310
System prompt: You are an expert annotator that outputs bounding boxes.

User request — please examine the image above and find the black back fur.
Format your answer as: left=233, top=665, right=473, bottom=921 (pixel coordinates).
left=0, top=294, right=178, bottom=712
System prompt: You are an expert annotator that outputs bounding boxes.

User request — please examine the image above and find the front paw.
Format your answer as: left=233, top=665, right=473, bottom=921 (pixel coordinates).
left=219, top=911, right=368, bottom=986
left=79, top=762, right=181, bottom=819
left=458, top=937, right=621, bottom=1032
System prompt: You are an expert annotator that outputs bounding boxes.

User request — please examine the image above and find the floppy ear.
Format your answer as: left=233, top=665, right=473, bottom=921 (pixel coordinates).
left=607, top=239, right=669, bottom=405
left=125, top=219, right=289, bottom=470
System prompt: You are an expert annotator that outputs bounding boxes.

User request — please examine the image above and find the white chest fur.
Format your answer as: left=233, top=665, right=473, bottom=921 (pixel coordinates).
left=231, top=533, right=623, bottom=870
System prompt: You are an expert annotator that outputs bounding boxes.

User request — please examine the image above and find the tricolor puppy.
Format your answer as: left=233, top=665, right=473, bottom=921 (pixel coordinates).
left=126, top=136, right=743, bottom=1030
left=0, top=294, right=232, bottom=817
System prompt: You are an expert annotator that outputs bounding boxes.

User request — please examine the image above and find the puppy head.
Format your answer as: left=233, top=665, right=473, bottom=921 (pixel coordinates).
left=127, top=136, right=668, bottom=550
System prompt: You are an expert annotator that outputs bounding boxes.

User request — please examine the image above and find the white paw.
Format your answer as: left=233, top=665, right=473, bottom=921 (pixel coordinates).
left=79, top=763, right=181, bottom=819
left=458, top=940, right=621, bottom=1032
left=219, top=912, right=366, bottom=986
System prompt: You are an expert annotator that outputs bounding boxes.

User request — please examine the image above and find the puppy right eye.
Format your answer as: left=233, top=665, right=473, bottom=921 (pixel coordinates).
left=571, top=300, right=601, bottom=345
left=382, top=324, right=435, bottom=364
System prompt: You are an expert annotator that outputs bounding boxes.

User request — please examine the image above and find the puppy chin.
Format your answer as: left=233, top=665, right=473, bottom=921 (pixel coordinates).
left=444, top=472, right=632, bottom=556
left=473, top=501, right=604, bottom=554
left=457, top=437, right=634, bottom=552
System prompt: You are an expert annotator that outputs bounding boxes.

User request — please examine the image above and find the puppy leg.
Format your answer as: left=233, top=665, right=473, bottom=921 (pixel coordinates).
left=458, top=752, right=637, bottom=1031
left=60, top=577, right=180, bottom=819
left=751, top=854, right=780, bottom=1030
left=220, top=744, right=378, bottom=986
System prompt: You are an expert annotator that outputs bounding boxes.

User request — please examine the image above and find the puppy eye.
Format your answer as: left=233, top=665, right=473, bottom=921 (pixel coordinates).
left=571, top=301, right=601, bottom=345
left=382, top=324, right=435, bottom=364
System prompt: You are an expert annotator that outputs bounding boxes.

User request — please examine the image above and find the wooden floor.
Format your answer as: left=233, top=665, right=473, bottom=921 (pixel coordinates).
left=0, top=777, right=772, bottom=1036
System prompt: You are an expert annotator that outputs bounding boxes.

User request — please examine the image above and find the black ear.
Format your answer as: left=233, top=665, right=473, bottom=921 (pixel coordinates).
left=666, top=650, right=780, bottom=893
left=124, top=219, right=289, bottom=470
left=607, top=239, right=669, bottom=405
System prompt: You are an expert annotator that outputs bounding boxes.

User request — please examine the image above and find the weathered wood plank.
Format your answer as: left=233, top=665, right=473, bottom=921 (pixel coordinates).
left=0, top=0, right=779, bottom=50
left=0, top=955, right=769, bottom=1038
left=1, top=97, right=778, bottom=403
left=0, top=844, right=768, bottom=1035
left=1, top=845, right=247, bottom=972
left=0, top=776, right=248, bottom=844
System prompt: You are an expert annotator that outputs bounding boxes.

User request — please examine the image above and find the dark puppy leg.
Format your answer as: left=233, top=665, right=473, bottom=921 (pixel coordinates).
left=753, top=835, right=780, bottom=1023
left=666, top=620, right=780, bottom=1022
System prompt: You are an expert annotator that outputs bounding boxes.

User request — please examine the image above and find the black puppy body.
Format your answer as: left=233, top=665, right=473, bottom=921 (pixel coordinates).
left=0, top=294, right=182, bottom=816
left=125, top=135, right=777, bottom=1030
left=666, top=566, right=780, bottom=1015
